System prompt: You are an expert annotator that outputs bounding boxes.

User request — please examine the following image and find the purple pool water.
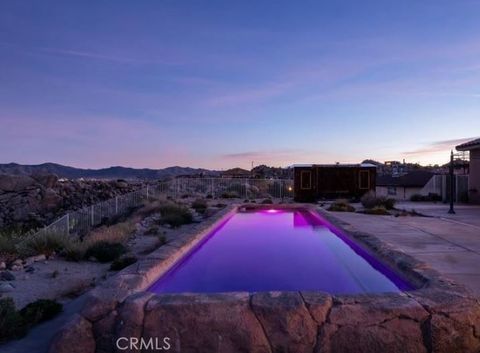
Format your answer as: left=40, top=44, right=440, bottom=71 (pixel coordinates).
left=150, top=208, right=413, bottom=294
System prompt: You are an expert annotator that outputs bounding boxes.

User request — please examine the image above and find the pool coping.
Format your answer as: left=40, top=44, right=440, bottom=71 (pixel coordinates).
left=49, top=203, right=480, bottom=353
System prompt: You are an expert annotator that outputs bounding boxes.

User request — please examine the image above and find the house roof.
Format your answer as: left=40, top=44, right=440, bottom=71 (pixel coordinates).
left=291, top=163, right=377, bottom=168
left=456, top=138, right=480, bottom=151
left=376, top=171, right=434, bottom=187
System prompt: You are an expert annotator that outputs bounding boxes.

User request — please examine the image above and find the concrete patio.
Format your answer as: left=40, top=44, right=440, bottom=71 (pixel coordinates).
left=327, top=202, right=480, bottom=296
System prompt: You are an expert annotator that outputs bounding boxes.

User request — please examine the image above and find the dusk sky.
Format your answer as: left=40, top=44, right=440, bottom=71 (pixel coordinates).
left=1, top=1, right=479, bottom=170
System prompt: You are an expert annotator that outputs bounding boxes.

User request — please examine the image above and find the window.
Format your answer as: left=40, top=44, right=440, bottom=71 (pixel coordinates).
left=300, top=171, right=312, bottom=189
left=359, top=170, right=370, bottom=189
left=388, top=186, right=397, bottom=195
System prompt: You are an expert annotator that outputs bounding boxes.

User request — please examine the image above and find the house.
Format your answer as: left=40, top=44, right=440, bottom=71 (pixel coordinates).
left=456, top=138, right=480, bottom=204
left=293, top=164, right=376, bottom=202
left=376, top=171, right=434, bottom=200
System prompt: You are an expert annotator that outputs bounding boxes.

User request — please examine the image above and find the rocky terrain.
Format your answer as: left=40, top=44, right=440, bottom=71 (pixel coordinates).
left=0, top=173, right=142, bottom=231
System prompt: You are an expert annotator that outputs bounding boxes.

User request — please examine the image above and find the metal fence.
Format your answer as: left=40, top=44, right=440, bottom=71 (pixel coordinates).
left=30, top=178, right=293, bottom=238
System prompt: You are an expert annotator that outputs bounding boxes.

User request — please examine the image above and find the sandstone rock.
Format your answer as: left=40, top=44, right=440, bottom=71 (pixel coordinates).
left=42, top=188, right=63, bottom=210
left=0, top=261, right=5, bottom=270
left=115, top=292, right=154, bottom=353
left=93, top=310, right=118, bottom=353
left=318, top=318, right=427, bottom=353
left=251, top=291, right=317, bottom=353
left=32, top=173, right=58, bottom=188
left=10, top=264, right=23, bottom=271
left=300, top=291, right=332, bottom=323
left=24, top=254, right=47, bottom=265
left=0, top=174, right=36, bottom=192
left=12, top=259, right=22, bottom=266
left=143, top=293, right=271, bottom=353
left=49, top=314, right=95, bottom=353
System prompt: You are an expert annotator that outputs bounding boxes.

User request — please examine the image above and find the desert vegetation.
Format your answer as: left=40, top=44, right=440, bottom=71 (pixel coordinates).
left=360, top=191, right=396, bottom=210
left=328, top=199, right=356, bottom=212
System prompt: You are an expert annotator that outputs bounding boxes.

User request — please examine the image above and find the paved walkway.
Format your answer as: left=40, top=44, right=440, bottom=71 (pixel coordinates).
left=328, top=204, right=480, bottom=296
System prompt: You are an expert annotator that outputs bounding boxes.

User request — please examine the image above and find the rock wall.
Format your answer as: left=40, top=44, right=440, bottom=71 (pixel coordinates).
left=0, top=173, right=141, bottom=231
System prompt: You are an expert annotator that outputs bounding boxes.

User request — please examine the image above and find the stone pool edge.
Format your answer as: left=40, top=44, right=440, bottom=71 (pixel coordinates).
left=49, top=204, right=480, bottom=353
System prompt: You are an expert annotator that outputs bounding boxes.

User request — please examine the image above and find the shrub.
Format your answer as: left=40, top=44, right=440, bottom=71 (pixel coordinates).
left=261, top=198, right=273, bottom=204
left=191, top=199, right=208, bottom=214
left=215, top=203, right=227, bottom=208
left=157, top=203, right=193, bottom=228
left=19, top=299, right=63, bottom=325
left=206, top=194, right=213, bottom=199
left=85, top=241, right=126, bottom=262
left=17, top=231, right=68, bottom=258
left=221, top=191, right=239, bottom=199
left=410, top=193, right=442, bottom=202
left=361, top=191, right=396, bottom=210
left=328, top=199, right=355, bottom=212
left=0, top=298, right=26, bottom=342
left=362, top=206, right=391, bottom=215
left=0, top=298, right=62, bottom=343
left=158, top=235, right=167, bottom=246
left=144, top=225, right=159, bottom=235
left=110, top=256, right=137, bottom=271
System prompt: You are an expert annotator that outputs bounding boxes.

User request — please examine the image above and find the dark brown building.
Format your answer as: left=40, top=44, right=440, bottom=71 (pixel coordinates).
left=293, top=164, right=376, bottom=202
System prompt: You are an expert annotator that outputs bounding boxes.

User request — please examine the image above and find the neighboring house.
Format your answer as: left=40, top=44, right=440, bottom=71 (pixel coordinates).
left=456, top=138, right=480, bottom=204
left=293, top=163, right=376, bottom=202
left=376, top=171, right=434, bottom=200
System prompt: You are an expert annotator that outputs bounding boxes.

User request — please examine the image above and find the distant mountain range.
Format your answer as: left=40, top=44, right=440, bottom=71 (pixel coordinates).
left=0, top=163, right=219, bottom=180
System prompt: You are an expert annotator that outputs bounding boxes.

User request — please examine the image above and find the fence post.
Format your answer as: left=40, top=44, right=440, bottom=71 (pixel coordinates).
left=91, top=205, right=94, bottom=226
left=146, top=185, right=149, bottom=201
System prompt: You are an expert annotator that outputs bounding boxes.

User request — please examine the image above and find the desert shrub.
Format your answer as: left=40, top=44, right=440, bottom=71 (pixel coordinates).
left=191, top=199, right=208, bottom=214
left=144, top=225, right=159, bottom=235
left=0, top=234, right=19, bottom=258
left=328, top=199, right=355, bottom=212
left=19, top=299, right=63, bottom=325
left=87, top=221, right=134, bottom=245
left=157, top=203, right=193, bottom=228
left=62, top=241, right=87, bottom=262
left=215, top=203, right=227, bottom=208
left=85, top=241, right=126, bottom=262
left=17, top=231, right=68, bottom=258
left=361, top=192, right=396, bottom=210
left=206, top=194, right=213, bottom=199
left=110, top=256, right=137, bottom=271
left=158, top=235, right=167, bottom=246
left=410, top=193, right=442, bottom=202
left=0, top=298, right=62, bottom=343
left=221, top=191, right=239, bottom=199
left=0, top=298, right=26, bottom=342
left=362, top=206, right=391, bottom=215
left=261, top=198, right=273, bottom=204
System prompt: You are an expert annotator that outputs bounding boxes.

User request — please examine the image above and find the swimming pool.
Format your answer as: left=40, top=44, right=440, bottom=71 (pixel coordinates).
left=150, top=208, right=412, bottom=294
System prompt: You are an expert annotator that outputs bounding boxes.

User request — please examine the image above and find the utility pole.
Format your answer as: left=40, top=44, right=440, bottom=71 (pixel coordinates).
left=448, top=150, right=455, bottom=214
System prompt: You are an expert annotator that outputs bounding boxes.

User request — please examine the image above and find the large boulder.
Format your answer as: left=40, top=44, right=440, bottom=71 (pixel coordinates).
left=143, top=293, right=271, bottom=353
left=49, top=314, right=95, bottom=353
left=0, top=174, right=36, bottom=192
left=42, top=188, right=63, bottom=210
left=32, top=172, right=59, bottom=188
left=251, top=291, right=317, bottom=353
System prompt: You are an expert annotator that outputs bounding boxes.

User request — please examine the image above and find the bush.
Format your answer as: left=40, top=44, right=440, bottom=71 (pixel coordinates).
left=19, top=299, right=63, bottom=325
left=158, top=235, right=167, bottom=246
left=85, top=241, right=126, bottom=262
left=206, top=194, right=213, bottom=199
left=221, top=191, right=239, bottom=199
left=0, top=298, right=62, bottom=343
left=191, top=199, right=208, bottom=214
left=328, top=199, right=355, bottom=212
left=361, top=191, right=396, bottom=210
left=17, top=231, right=68, bottom=258
left=157, top=203, right=193, bottom=228
left=261, top=198, right=273, bottom=204
left=0, top=298, right=26, bottom=342
left=62, top=241, right=87, bottom=262
left=362, top=206, right=391, bottom=215
left=410, top=193, right=442, bottom=202
left=110, top=256, right=137, bottom=271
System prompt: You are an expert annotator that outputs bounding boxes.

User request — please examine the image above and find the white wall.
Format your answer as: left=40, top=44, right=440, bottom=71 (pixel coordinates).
left=376, top=186, right=423, bottom=200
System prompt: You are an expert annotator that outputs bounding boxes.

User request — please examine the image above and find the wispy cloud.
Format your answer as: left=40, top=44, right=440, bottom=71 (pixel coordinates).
left=39, top=47, right=142, bottom=64
left=404, top=137, right=477, bottom=156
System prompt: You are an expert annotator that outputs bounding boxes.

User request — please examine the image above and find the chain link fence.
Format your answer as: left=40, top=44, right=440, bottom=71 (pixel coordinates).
left=30, top=178, right=293, bottom=238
